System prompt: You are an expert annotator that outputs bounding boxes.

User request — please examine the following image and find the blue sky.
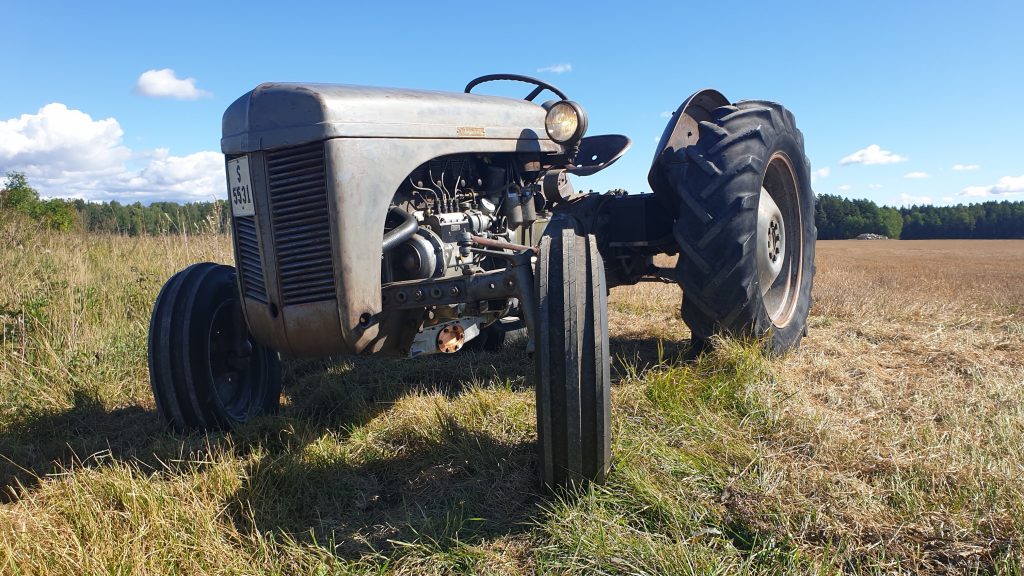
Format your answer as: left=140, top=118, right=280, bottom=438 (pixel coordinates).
left=2, top=0, right=1022, bottom=206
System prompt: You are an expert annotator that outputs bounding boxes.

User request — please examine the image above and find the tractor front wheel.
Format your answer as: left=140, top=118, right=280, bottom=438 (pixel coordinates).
left=534, top=220, right=612, bottom=488
left=148, top=262, right=281, bottom=430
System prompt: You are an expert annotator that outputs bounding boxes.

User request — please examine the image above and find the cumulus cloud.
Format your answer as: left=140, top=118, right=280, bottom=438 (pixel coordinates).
left=0, top=103, right=222, bottom=203
left=811, top=167, right=830, bottom=183
left=0, top=103, right=130, bottom=172
left=952, top=163, right=979, bottom=171
left=901, top=193, right=932, bottom=205
left=838, top=184, right=851, bottom=191
left=660, top=110, right=674, bottom=118
left=961, top=175, right=1024, bottom=198
left=839, top=144, right=907, bottom=165
left=536, top=63, right=572, bottom=74
left=868, top=184, right=883, bottom=189
left=135, top=68, right=211, bottom=100
left=904, top=171, right=929, bottom=179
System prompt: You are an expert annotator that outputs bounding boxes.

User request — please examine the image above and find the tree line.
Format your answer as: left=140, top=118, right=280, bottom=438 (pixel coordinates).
left=815, top=193, right=1024, bottom=239
left=4, top=171, right=1024, bottom=239
left=1, top=171, right=228, bottom=235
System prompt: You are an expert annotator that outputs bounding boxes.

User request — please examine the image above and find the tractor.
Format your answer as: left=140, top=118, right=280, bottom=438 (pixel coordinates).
left=148, top=74, right=815, bottom=488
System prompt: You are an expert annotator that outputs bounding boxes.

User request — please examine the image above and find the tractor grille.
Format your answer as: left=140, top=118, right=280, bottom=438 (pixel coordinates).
left=233, top=215, right=268, bottom=304
left=266, top=142, right=336, bottom=306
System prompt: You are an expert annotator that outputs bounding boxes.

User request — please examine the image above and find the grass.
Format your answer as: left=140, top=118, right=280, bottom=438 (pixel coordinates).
left=1, top=219, right=1022, bottom=575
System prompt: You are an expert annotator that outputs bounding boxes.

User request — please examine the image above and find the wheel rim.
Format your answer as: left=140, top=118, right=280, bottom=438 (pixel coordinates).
left=756, top=152, right=803, bottom=327
left=207, top=299, right=261, bottom=422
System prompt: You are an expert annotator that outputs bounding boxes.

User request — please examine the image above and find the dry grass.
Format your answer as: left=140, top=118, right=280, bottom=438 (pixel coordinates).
left=772, top=240, right=1024, bottom=572
left=1, top=219, right=1022, bottom=574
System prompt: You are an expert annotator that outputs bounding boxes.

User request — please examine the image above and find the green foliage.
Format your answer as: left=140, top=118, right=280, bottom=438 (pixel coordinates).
left=815, top=194, right=900, bottom=239
left=900, top=201, right=1024, bottom=239
left=816, top=193, right=1024, bottom=239
left=31, top=199, right=78, bottom=231
left=1, top=171, right=228, bottom=235
left=71, top=198, right=230, bottom=235
left=1, top=171, right=41, bottom=214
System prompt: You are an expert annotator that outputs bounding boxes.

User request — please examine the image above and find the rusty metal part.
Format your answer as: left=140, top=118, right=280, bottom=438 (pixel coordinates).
left=470, top=235, right=537, bottom=254
left=382, top=267, right=520, bottom=310
left=436, top=323, right=466, bottom=353
left=380, top=249, right=537, bottom=350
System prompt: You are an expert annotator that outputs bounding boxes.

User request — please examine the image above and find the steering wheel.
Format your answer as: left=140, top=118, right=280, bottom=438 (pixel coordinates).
left=464, top=73, right=568, bottom=102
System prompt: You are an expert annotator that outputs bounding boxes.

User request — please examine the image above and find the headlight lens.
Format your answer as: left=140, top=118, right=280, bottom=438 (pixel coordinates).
left=545, top=101, right=586, bottom=144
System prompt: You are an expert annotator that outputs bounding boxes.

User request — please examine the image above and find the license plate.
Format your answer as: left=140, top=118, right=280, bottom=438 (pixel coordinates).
left=227, top=157, right=255, bottom=217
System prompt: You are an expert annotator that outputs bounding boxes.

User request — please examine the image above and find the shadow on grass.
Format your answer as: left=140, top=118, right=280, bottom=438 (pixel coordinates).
left=228, top=335, right=694, bottom=559
left=0, top=389, right=163, bottom=501
left=0, top=333, right=692, bottom=561
left=228, top=346, right=541, bottom=559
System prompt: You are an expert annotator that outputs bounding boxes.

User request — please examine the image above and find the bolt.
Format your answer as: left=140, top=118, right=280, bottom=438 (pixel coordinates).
left=449, top=286, right=460, bottom=297
left=414, top=289, right=424, bottom=301
left=505, top=278, right=515, bottom=289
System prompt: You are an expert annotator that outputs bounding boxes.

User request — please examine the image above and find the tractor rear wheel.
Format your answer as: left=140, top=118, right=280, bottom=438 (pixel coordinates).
left=534, top=220, right=612, bottom=488
left=148, top=262, right=281, bottom=430
left=660, top=100, right=816, bottom=354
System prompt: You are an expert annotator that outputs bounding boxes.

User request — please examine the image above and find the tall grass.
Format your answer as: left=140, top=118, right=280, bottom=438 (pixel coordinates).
left=1, top=222, right=1022, bottom=574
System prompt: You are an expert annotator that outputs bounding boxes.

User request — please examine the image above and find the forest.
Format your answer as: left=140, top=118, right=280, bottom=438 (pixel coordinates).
left=3, top=172, right=1023, bottom=239
left=815, top=193, right=1024, bottom=239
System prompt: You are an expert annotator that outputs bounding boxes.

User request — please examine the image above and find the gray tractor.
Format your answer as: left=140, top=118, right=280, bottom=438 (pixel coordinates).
left=148, top=74, right=815, bottom=488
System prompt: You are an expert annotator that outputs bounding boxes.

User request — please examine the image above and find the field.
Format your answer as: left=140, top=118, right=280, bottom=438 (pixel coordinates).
left=1, top=220, right=1022, bottom=575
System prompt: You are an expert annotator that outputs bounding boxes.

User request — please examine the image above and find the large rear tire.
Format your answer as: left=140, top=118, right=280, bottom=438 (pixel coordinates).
left=656, top=100, right=816, bottom=355
left=148, top=262, right=282, bottom=430
left=534, top=220, right=612, bottom=488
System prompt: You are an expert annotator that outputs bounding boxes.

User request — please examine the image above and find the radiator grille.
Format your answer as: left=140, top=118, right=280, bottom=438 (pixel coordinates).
left=233, top=215, right=268, bottom=304
left=266, top=143, right=336, bottom=306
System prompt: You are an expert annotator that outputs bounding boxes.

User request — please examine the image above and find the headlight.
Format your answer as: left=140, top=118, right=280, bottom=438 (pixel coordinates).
left=545, top=101, right=587, bottom=144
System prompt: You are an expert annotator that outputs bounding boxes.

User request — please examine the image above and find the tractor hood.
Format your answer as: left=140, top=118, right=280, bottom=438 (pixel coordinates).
left=222, top=82, right=551, bottom=154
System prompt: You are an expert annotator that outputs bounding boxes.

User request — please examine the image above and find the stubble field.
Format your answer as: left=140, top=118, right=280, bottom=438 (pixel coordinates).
left=1, top=220, right=1022, bottom=575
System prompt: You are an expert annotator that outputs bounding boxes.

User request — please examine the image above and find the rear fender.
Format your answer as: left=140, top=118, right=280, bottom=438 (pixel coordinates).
left=647, top=89, right=730, bottom=206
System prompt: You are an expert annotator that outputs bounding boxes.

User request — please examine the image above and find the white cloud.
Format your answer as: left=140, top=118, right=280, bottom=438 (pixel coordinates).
left=536, top=63, right=572, bottom=74
left=811, top=167, right=831, bottom=183
left=952, top=164, right=979, bottom=171
left=901, top=193, right=932, bottom=205
left=119, top=149, right=223, bottom=200
left=0, top=103, right=222, bottom=203
left=0, top=103, right=130, bottom=172
left=961, top=175, right=1024, bottom=198
left=660, top=110, right=674, bottom=118
left=839, top=144, right=907, bottom=166
left=135, top=68, right=211, bottom=100
left=868, top=184, right=883, bottom=189
left=904, top=171, right=929, bottom=179
left=838, top=184, right=851, bottom=191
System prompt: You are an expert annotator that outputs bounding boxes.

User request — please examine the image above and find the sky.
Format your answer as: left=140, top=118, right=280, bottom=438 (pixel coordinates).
left=2, top=0, right=1022, bottom=207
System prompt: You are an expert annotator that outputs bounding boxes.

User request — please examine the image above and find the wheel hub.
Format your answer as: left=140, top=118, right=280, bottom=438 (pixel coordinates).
left=757, top=185, right=786, bottom=293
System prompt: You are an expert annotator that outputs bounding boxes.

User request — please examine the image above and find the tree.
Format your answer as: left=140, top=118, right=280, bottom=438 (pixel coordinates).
left=1, top=171, right=41, bottom=214
left=33, top=199, right=78, bottom=231
left=879, top=207, right=903, bottom=239
left=816, top=194, right=1023, bottom=240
